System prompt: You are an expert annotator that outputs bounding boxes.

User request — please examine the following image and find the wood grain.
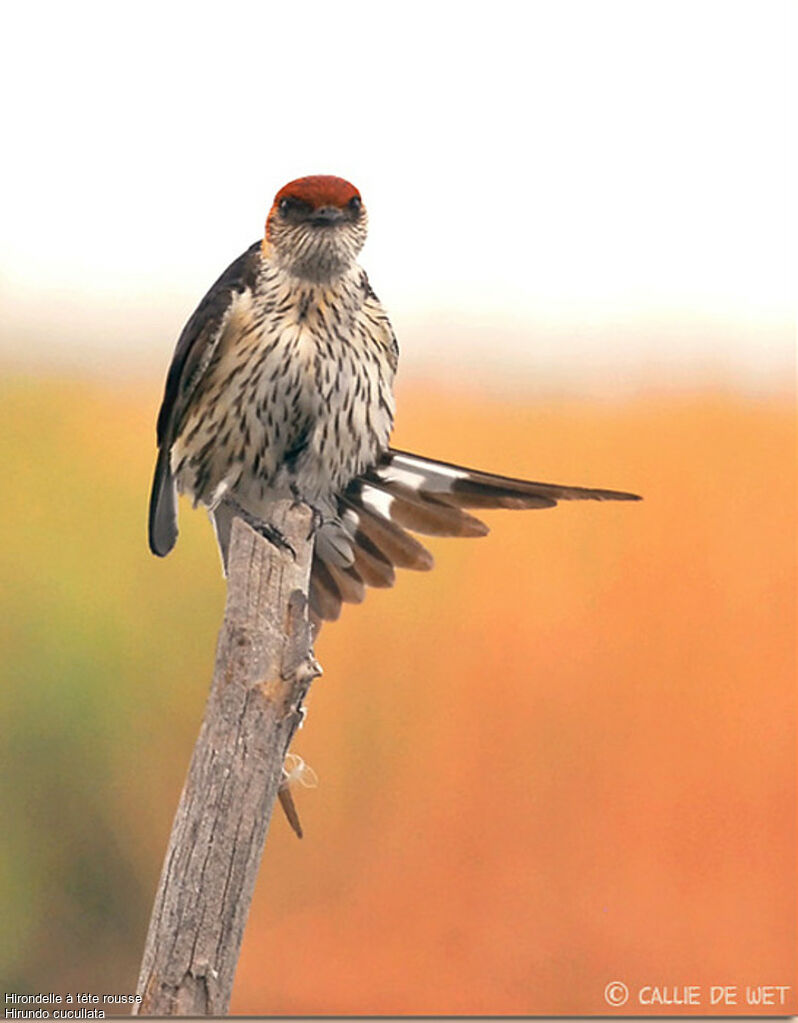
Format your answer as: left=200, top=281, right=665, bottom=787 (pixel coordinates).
left=134, top=503, right=318, bottom=1015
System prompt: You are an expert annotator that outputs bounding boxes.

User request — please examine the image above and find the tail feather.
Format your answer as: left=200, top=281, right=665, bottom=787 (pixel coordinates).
left=305, top=448, right=641, bottom=627
left=340, top=494, right=435, bottom=571
left=326, top=560, right=366, bottom=605
left=378, top=449, right=642, bottom=507
left=351, top=534, right=396, bottom=590
left=148, top=447, right=178, bottom=557
left=358, top=473, right=489, bottom=537
left=309, top=560, right=344, bottom=623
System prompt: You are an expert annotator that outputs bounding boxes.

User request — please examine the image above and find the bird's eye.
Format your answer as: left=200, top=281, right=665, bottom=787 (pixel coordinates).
left=348, top=196, right=362, bottom=213
left=278, top=197, right=292, bottom=217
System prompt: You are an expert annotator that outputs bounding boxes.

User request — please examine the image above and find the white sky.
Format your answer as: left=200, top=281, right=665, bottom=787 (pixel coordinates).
left=0, top=0, right=794, bottom=390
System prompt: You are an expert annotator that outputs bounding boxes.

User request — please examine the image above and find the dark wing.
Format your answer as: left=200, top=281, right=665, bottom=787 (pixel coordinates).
left=148, top=241, right=262, bottom=557
left=308, top=448, right=641, bottom=627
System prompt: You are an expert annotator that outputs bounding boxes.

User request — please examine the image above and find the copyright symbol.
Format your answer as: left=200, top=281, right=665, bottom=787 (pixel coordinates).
left=604, top=981, right=629, bottom=1006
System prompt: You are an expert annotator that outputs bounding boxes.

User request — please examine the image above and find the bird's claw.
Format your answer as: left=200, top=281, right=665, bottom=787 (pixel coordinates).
left=256, top=521, right=296, bottom=560
left=289, top=483, right=305, bottom=512
left=233, top=505, right=297, bottom=559
left=306, top=506, right=327, bottom=541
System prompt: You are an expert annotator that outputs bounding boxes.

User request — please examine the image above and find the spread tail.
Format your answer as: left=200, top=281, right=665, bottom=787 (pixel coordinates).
left=308, top=448, right=641, bottom=627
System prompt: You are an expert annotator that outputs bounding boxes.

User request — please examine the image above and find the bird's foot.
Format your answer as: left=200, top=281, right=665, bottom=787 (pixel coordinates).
left=233, top=504, right=297, bottom=560
left=257, top=521, right=297, bottom=560
left=288, top=482, right=310, bottom=513
left=305, top=505, right=329, bottom=541
left=286, top=486, right=331, bottom=542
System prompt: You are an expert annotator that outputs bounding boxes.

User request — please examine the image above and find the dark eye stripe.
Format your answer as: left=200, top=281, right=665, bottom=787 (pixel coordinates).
left=279, top=196, right=313, bottom=218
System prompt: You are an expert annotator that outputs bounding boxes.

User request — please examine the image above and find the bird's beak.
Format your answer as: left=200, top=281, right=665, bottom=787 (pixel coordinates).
left=310, top=206, right=345, bottom=226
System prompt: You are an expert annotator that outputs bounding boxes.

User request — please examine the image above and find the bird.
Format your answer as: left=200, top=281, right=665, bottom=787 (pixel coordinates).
left=149, top=174, right=640, bottom=628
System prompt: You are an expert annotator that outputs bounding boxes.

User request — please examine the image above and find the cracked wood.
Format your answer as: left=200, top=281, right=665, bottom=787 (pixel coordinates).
left=134, top=502, right=317, bottom=1016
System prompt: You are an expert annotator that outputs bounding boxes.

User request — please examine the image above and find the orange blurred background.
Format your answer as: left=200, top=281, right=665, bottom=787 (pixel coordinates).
left=1, top=375, right=793, bottom=1015
left=0, top=4, right=793, bottom=1013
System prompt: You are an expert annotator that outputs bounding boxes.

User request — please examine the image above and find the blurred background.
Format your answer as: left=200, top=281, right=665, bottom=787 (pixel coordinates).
left=1, top=0, right=794, bottom=1015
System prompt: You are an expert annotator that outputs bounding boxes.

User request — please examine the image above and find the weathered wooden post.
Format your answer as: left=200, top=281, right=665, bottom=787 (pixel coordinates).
left=134, top=503, right=319, bottom=1015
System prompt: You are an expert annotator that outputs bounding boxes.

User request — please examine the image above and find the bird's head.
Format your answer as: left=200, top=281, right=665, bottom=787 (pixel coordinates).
left=264, top=175, right=367, bottom=283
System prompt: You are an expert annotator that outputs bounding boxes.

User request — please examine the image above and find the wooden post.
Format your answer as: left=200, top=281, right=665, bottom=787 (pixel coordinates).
left=134, top=502, right=319, bottom=1016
